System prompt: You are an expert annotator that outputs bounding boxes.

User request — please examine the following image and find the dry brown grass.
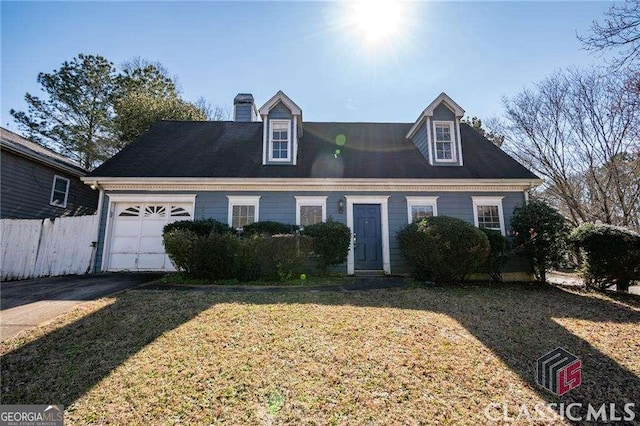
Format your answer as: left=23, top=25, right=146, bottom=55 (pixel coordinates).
left=1, top=284, right=639, bottom=425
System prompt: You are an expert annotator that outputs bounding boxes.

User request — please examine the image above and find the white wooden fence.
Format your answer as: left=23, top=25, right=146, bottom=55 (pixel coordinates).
left=1, top=215, right=98, bottom=281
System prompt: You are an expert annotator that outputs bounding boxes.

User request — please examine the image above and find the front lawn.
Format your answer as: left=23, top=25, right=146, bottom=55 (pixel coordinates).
left=1, top=284, right=638, bottom=424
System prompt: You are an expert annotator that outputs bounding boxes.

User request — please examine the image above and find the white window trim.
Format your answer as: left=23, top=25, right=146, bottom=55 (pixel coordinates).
left=432, top=120, right=457, bottom=163
left=227, top=195, right=261, bottom=228
left=100, top=194, right=197, bottom=272
left=268, top=119, right=292, bottom=162
left=405, top=196, right=439, bottom=223
left=295, top=196, right=327, bottom=226
left=345, top=195, right=391, bottom=275
left=50, top=175, right=70, bottom=208
left=472, top=196, right=506, bottom=235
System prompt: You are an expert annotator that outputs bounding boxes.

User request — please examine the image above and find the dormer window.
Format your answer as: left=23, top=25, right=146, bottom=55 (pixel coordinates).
left=433, top=121, right=456, bottom=162
left=269, top=120, right=291, bottom=161
left=259, top=91, right=303, bottom=166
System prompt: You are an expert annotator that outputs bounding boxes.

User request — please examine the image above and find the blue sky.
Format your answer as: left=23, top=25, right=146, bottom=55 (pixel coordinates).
left=1, top=1, right=614, bottom=131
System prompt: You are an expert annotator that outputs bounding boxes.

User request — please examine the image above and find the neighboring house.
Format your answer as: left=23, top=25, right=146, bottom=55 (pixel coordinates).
left=83, top=91, right=541, bottom=276
left=1, top=127, right=98, bottom=219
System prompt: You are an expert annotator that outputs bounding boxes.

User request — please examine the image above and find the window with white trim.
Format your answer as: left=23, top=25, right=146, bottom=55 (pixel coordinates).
left=295, top=196, right=327, bottom=227
left=227, top=196, right=260, bottom=229
left=472, top=196, right=505, bottom=235
left=406, top=196, right=439, bottom=223
left=50, top=175, right=70, bottom=208
left=269, top=120, right=291, bottom=161
left=433, top=121, right=455, bottom=162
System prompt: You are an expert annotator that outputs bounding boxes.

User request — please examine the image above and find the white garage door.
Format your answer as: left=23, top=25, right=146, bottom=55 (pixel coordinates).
left=107, top=202, right=193, bottom=271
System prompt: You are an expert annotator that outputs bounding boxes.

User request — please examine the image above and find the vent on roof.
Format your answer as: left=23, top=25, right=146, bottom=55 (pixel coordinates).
left=233, top=93, right=259, bottom=122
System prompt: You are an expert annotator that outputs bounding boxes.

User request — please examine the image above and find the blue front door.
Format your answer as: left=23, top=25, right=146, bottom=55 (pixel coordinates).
left=354, top=204, right=383, bottom=270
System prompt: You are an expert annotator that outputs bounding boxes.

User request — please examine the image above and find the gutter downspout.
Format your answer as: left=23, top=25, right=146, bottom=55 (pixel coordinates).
left=89, top=182, right=104, bottom=274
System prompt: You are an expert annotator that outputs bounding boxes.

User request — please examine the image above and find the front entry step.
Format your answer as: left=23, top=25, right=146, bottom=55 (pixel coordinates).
left=354, top=270, right=386, bottom=277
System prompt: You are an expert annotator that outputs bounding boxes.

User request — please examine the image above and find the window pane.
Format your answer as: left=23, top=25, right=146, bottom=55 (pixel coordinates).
left=54, top=178, right=68, bottom=192
left=300, top=205, right=322, bottom=226
left=477, top=205, right=501, bottom=230
left=52, top=191, right=66, bottom=205
left=435, top=124, right=452, bottom=142
left=411, top=205, right=434, bottom=222
left=232, top=205, right=256, bottom=228
left=436, top=141, right=452, bottom=160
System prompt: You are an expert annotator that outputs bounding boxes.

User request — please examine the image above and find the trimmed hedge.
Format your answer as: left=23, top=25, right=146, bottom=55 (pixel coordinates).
left=511, top=200, right=569, bottom=283
left=569, top=223, right=640, bottom=292
left=480, top=228, right=510, bottom=282
left=163, top=229, right=238, bottom=279
left=242, top=221, right=300, bottom=236
left=163, top=218, right=234, bottom=237
left=397, top=216, right=490, bottom=283
left=163, top=220, right=315, bottom=282
left=301, top=220, right=351, bottom=273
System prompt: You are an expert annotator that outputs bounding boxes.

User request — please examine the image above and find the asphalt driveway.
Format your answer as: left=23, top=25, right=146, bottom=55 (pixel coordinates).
left=1, top=273, right=160, bottom=340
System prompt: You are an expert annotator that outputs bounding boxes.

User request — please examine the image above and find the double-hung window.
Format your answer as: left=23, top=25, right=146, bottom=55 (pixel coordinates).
left=472, top=196, right=505, bottom=235
left=433, top=121, right=455, bottom=162
left=406, top=196, right=439, bottom=223
left=50, top=175, right=70, bottom=208
left=269, top=120, right=291, bottom=161
left=295, top=196, right=327, bottom=227
left=227, top=196, right=260, bottom=230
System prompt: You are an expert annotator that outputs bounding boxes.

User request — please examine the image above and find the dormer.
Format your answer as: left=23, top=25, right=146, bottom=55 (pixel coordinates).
left=258, top=90, right=303, bottom=166
left=406, top=92, right=465, bottom=167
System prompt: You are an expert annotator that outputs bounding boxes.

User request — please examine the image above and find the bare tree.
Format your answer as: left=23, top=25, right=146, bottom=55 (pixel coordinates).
left=194, top=97, right=231, bottom=121
left=500, top=68, right=640, bottom=229
left=579, top=0, right=640, bottom=70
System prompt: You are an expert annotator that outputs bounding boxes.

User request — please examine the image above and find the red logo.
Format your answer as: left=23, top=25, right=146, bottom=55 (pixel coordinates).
left=536, top=347, right=582, bottom=396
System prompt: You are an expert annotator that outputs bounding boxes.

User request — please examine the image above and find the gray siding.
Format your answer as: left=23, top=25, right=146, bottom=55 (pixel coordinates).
left=413, top=123, right=430, bottom=163
left=1, top=150, right=98, bottom=219
left=95, top=190, right=527, bottom=274
left=234, top=104, right=253, bottom=122
left=265, top=102, right=295, bottom=165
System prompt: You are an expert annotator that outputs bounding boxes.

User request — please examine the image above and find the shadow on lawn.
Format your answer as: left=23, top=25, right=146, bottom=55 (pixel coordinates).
left=0, top=291, right=216, bottom=406
left=1, top=282, right=638, bottom=422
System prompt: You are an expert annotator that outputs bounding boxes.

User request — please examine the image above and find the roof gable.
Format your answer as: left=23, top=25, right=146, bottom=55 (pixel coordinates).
left=258, top=90, right=302, bottom=116
left=406, top=92, right=465, bottom=139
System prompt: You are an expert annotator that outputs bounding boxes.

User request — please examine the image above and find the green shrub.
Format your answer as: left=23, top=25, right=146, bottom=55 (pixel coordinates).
left=569, top=223, right=640, bottom=292
left=235, top=235, right=268, bottom=282
left=511, top=200, right=569, bottom=283
left=162, top=229, right=197, bottom=275
left=302, top=220, right=351, bottom=273
left=163, top=229, right=238, bottom=279
left=163, top=218, right=234, bottom=237
left=397, top=216, right=490, bottom=283
left=480, top=228, right=510, bottom=282
left=262, top=234, right=313, bottom=281
left=235, top=234, right=313, bottom=282
left=242, top=221, right=299, bottom=236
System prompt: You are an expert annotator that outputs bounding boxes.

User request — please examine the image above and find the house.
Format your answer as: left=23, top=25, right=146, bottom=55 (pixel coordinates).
left=1, top=127, right=98, bottom=219
left=83, top=91, right=541, bottom=277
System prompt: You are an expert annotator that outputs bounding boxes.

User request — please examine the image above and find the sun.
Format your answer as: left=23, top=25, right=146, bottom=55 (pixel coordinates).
left=350, top=0, right=404, bottom=43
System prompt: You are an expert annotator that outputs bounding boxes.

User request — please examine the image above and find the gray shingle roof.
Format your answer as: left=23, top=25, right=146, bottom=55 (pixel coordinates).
left=0, top=127, right=87, bottom=175
left=87, top=121, right=538, bottom=180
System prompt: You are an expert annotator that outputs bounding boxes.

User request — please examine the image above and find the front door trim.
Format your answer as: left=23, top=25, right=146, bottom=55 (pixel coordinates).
left=345, top=195, right=390, bottom=275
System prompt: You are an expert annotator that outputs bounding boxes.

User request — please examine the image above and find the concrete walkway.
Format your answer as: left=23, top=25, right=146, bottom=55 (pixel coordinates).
left=1, top=273, right=160, bottom=340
